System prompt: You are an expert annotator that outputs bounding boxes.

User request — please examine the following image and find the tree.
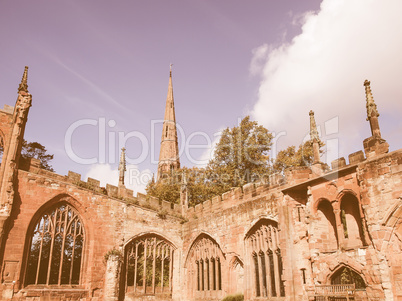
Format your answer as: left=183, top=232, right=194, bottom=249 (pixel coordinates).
left=21, top=139, right=55, bottom=172
left=272, top=140, right=325, bottom=174
left=207, top=116, right=273, bottom=192
left=146, top=173, right=180, bottom=204
left=146, top=116, right=274, bottom=206
left=146, top=167, right=218, bottom=206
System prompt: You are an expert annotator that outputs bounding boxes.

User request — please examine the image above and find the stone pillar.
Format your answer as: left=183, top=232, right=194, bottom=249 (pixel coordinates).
left=104, top=254, right=122, bottom=301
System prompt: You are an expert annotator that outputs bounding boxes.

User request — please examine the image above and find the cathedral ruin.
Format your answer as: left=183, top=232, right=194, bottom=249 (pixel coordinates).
left=0, top=67, right=401, bottom=300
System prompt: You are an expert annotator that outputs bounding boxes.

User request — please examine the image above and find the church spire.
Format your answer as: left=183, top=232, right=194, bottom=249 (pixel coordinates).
left=309, top=110, right=320, bottom=164
left=364, top=80, right=381, bottom=138
left=157, top=66, right=180, bottom=180
left=18, top=66, right=29, bottom=93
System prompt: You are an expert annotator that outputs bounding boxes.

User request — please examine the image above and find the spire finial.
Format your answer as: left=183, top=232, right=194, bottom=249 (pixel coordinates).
left=119, top=147, right=126, bottom=186
left=18, top=66, right=29, bottom=93
left=364, top=80, right=382, bottom=138
left=364, top=79, right=379, bottom=121
left=309, top=110, right=319, bottom=141
left=309, top=110, right=321, bottom=164
left=170, top=63, right=173, bottom=77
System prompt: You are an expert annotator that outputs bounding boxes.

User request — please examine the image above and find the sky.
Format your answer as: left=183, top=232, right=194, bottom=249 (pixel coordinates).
left=1, top=0, right=401, bottom=194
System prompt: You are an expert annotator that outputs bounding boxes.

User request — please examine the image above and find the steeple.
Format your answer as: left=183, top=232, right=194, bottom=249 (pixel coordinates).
left=309, top=110, right=321, bottom=164
left=118, top=147, right=126, bottom=186
left=18, top=66, right=29, bottom=93
left=364, top=80, right=381, bottom=138
left=157, top=65, right=180, bottom=180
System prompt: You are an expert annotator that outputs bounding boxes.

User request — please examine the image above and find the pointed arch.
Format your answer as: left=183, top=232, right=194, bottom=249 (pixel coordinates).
left=329, top=264, right=366, bottom=290
left=339, top=191, right=367, bottom=245
left=23, top=197, right=86, bottom=286
left=245, top=217, right=278, bottom=239
left=228, top=255, right=244, bottom=295
left=123, top=231, right=177, bottom=250
left=122, top=232, right=176, bottom=297
left=245, top=218, right=285, bottom=298
left=184, top=231, right=225, bottom=267
left=315, top=198, right=338, bottom=250
left=185, top=233, right=224, bottom=299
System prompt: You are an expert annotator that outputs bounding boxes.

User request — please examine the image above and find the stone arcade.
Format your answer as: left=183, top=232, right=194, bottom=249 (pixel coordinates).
left=0, top=67, right=401, bottom=300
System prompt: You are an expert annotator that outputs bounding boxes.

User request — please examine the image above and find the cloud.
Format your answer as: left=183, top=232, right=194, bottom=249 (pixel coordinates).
left=251, top=0, right=402, bottom=163
left=85, top=164, right=152, bottom=195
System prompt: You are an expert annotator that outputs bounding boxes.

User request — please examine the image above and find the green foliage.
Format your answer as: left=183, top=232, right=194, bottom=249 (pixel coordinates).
left=146, top=167, right=218, bottom=207
left=208, top=116, right=273, bottom=191
left=21, top=139, right=54, bottom=171
left=147, top=116, right=326, bottom=207
left=157, top=209, right=168, bottom=219
left=272, top=140, right=325, bottom=174
left=221, top=293, right=244, bottom=301
left=335, top=267, right=366, bottom=289
left=146, top=173, right=180, bottom=204
left=104, top=248, right=123, bottom=263
left=147, top=116, right=273, bottom=206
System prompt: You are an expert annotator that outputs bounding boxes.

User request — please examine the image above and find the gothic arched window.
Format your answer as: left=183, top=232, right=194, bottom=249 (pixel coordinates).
left=246, top=219, right=285, bottom=298
left=186, top=234, right=224, bottom=299
left=25, top=203, right=85, bottom=286
left=331, top=266, right=366, bottom=290
left=340, top=193, right=367, bottom=246
left=316, top=199, right=338, bottom=250
left=124, top=234, right=174, bottom=296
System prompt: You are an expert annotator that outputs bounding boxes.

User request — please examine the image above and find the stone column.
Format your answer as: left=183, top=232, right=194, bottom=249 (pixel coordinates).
left=104, top=254, right=122, bottom=301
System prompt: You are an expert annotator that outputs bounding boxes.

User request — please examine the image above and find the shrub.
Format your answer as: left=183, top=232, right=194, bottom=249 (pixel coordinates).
left=221, top=293, right=244, bottom=301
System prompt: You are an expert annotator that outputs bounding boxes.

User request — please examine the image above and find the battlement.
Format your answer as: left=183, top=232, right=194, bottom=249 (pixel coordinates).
left=185, top=173, right=285, bottom=219
left=65, top=172, right=181, bottom=215
left=184, top=149, right=369, bottom=219
left=17, top=146, right=369, bottom=222
left=18, top=159, right=181, bottom=216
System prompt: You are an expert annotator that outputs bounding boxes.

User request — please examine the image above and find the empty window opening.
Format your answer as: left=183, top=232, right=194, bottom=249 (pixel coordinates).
left=25, top=203, right=84, bottom=286
left=124, top=235, right=174, bottom=295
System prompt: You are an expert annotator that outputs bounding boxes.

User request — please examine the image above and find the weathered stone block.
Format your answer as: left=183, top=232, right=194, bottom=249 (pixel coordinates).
left=106, top=184, right=118, bottom=198
left=149, top=196, right=160, bottom=208
left=331, top=157, right=346, bottom=170
left=161, top=200, right=171, bottom=211
left=68, top=171, right=81, bottom=182
left=87, top=177, right=100, bottom=188
left=349, top=150, right=365, bottom=165
left=211, top=195, right=221, bottom=204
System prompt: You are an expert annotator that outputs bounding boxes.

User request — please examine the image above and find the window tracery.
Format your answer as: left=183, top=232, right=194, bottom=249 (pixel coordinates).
left=187, top=234, right=223, bottom=296
left=25, top=203, right=84, bottom=286
left=246, top=220, right=285, bottom=298
left=124, top=235, right=174, bottom=295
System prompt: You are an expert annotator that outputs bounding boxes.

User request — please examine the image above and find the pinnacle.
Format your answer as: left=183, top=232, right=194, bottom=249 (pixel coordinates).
left=18, top=66, right=29, bottom=93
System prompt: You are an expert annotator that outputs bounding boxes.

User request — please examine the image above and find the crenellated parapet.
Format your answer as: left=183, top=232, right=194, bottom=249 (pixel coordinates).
left=184, top=175, right=285, bottom=220
left=17, top=160, right=183, bottom=217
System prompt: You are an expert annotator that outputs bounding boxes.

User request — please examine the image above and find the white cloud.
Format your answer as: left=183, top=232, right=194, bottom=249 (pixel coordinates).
left=251, top=0, right=402, bottom=163
left=195, top=130, right=223, bottom=167
left=85, top=164, right=152, bottom=195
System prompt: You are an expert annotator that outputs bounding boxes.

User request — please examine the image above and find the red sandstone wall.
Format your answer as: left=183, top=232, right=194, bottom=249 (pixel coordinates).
left=181, top=184, right=289, bottom=300
left=358, top=150, right=402, bottom=300
left=0, top=168, right=183, bottom=300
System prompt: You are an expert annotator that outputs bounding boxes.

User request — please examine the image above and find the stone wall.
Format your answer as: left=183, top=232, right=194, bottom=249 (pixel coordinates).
left=0, top=166, right=183, bottom=300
